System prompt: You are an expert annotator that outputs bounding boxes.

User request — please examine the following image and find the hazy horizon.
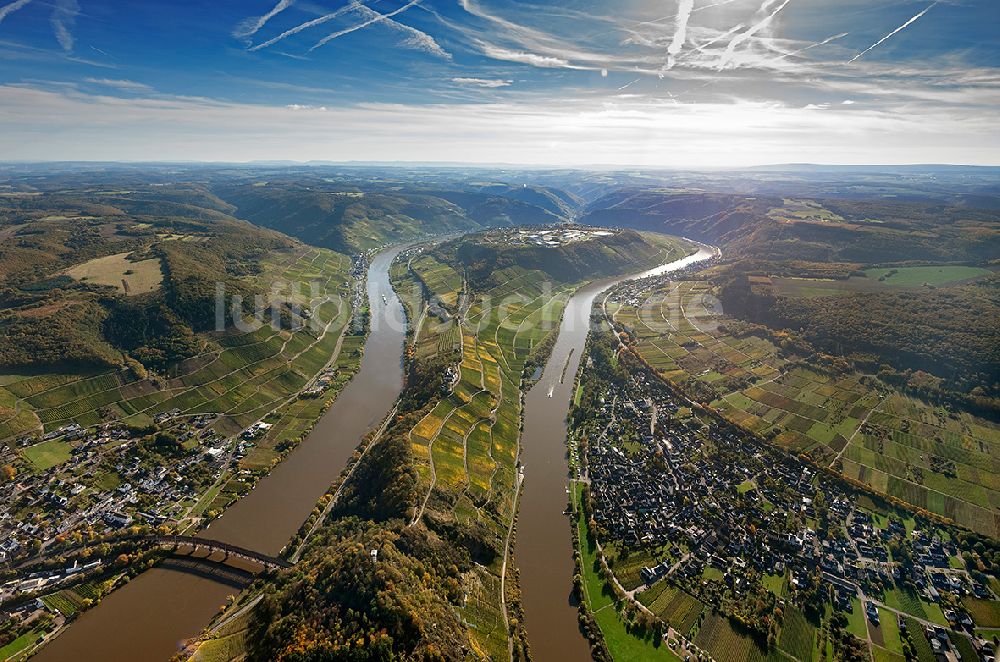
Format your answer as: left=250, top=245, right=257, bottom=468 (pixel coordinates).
left=1, top=0, right=998, bottom=166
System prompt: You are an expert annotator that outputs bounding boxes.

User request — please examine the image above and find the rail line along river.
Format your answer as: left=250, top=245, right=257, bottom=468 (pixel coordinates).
left=516, top=244, right=718, bottom=662
left=35, top=244, right=410, bottom=662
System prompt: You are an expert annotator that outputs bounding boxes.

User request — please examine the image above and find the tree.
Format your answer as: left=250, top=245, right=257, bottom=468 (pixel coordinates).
left=0, top=464, right=15, bottom=482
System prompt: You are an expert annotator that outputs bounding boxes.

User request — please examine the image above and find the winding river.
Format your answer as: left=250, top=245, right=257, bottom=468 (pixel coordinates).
left=35, top=245, right=409, bottom=662
left=515, top=244, right=717, bottom=662
left=35, top=239, right=715, bottom=662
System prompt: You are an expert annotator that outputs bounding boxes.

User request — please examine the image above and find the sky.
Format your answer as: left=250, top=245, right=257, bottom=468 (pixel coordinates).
left=0, top=0, right=998, bottom=167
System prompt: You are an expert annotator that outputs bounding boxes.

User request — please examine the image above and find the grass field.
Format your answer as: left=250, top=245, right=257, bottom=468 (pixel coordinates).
left=845, top=599, right=868, bottom=639
left=877, top=607, right=903, bottom=654
left=864, top=265, right=991, bottom=287
left=21, top=438, right=73, bottom=471
left=64, top=251, right=164, bottom=295
left=0, top=629, right=46, bottom=660
left=770, top=265, right=992, bottom=298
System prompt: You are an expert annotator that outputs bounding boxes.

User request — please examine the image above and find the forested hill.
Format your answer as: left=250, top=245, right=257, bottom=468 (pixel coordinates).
left=0, top=187, right=293, bottom=374
left=211, top=182, right=570, bottom=254
left=580, top=189, right=1000, bottom=265
left=440, top=227, right=686, bottom=290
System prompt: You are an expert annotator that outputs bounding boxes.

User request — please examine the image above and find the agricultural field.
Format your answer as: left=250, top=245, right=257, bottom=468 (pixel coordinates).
left=864, top=265, right=992, bottom=287
left=610, top=276, right=1000, bottom=537
left=767, top=198, right=845, bottom=225
left=3, top=247, right=356, bottom=444
left=692, top=613, right=768, bottom=662
left=963, top=597, right=1000, bottom=628
left=637, top=580, right=704, bottom=636
left=409, top=254, right=464, bottom=310
left=1, top=247, right=367, bottom=538
left=769, top=265, right=993, bottom=298
left=396, top=247, right=576, bottom=659
left=777, top=607, right=816, bottom=662
left=64, top=251, right=164, bottom=296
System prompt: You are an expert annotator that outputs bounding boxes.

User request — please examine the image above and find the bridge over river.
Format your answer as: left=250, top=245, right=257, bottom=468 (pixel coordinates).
left=147, top=535, right=292, bottom=571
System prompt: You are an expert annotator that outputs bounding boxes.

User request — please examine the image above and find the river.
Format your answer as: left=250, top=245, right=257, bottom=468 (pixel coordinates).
left=515, top=245, right=717, bottom=662
left=36, top=241, right=714, bottom=662
left=35, top=245, right=409, bottom=662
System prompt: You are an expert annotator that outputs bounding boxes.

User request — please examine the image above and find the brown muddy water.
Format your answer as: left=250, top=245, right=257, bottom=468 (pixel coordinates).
left=516, top=246, right=716, bottom=662
left=35, top=245, right=409, bottom=662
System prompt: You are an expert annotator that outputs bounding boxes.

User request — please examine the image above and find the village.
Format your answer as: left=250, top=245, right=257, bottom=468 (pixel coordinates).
left=574, top=339, right=998, bottom=661
left=0, top=413, right=259, bottom=569
left=483, top=224, right=619, bottom=248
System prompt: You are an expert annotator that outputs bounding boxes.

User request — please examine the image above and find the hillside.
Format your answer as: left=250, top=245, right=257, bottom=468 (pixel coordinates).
left=0, top=189, right=293, bottom=375
left=581, top=188, right=1000, bottom=400
left=212, top=182, right=571, bottom=254
left=581, top=189, right=1000, bottom=266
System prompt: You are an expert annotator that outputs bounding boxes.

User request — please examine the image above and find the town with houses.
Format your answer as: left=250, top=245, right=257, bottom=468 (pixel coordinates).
left=486, top=225, right=618, bottom=248
left=572, top=328, right=998, bottom=662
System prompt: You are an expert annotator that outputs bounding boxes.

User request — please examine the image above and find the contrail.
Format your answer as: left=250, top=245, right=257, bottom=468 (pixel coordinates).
left=664, top=0, right=695, bottom=70
left=778, top=31, right=847, bottom=60
left=310, top=0, right=422, bottom=52
left=0, top=0, right=31, bottom=26
left=617, top=78, right=640, bottom=91
left=249, top=4, right=356, bottom=51
left=50, top=0, right=78, bottom=52
left=693, top=23, right=744, bottom=53
left=718, top=0, right=792, bottom=69
left=848, top=2, right=936, bottom=64
left=350, top=1, right=449, bottom=58
left=692, top=0, right=739, bottom=13
left=235, top=0, right=294, bottom=40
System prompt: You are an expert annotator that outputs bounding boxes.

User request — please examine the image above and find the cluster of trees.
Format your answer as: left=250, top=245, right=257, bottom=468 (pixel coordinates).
left=447, top=229, right=666, bottom=291
left=0, top=190, right=295, bottom=374
left=246, top=520, right=473, bottom=662
left=718, top=273, right=1000, bottom=405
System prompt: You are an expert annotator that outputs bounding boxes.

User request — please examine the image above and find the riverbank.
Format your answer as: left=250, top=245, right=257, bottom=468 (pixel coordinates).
left=32, top=244, right=411, bottom=662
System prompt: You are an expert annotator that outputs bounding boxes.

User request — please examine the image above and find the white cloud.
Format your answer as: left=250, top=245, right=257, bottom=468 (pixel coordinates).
left=348, top=2, right=450, bottom=59
left=83, top=78, right=153, bottom=92
left=452, top=77, right=512, bottom=88
left=2, top=84, right=997, bottom=167
left=477, top=43, right=569, bottom=68
left=664, top=0, right=694, bottom=70
left=718, top=0, right=793, bottom=70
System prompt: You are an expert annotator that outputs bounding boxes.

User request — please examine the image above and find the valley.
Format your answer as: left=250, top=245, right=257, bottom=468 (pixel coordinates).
left=0, top=164, right=997, bottom=662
